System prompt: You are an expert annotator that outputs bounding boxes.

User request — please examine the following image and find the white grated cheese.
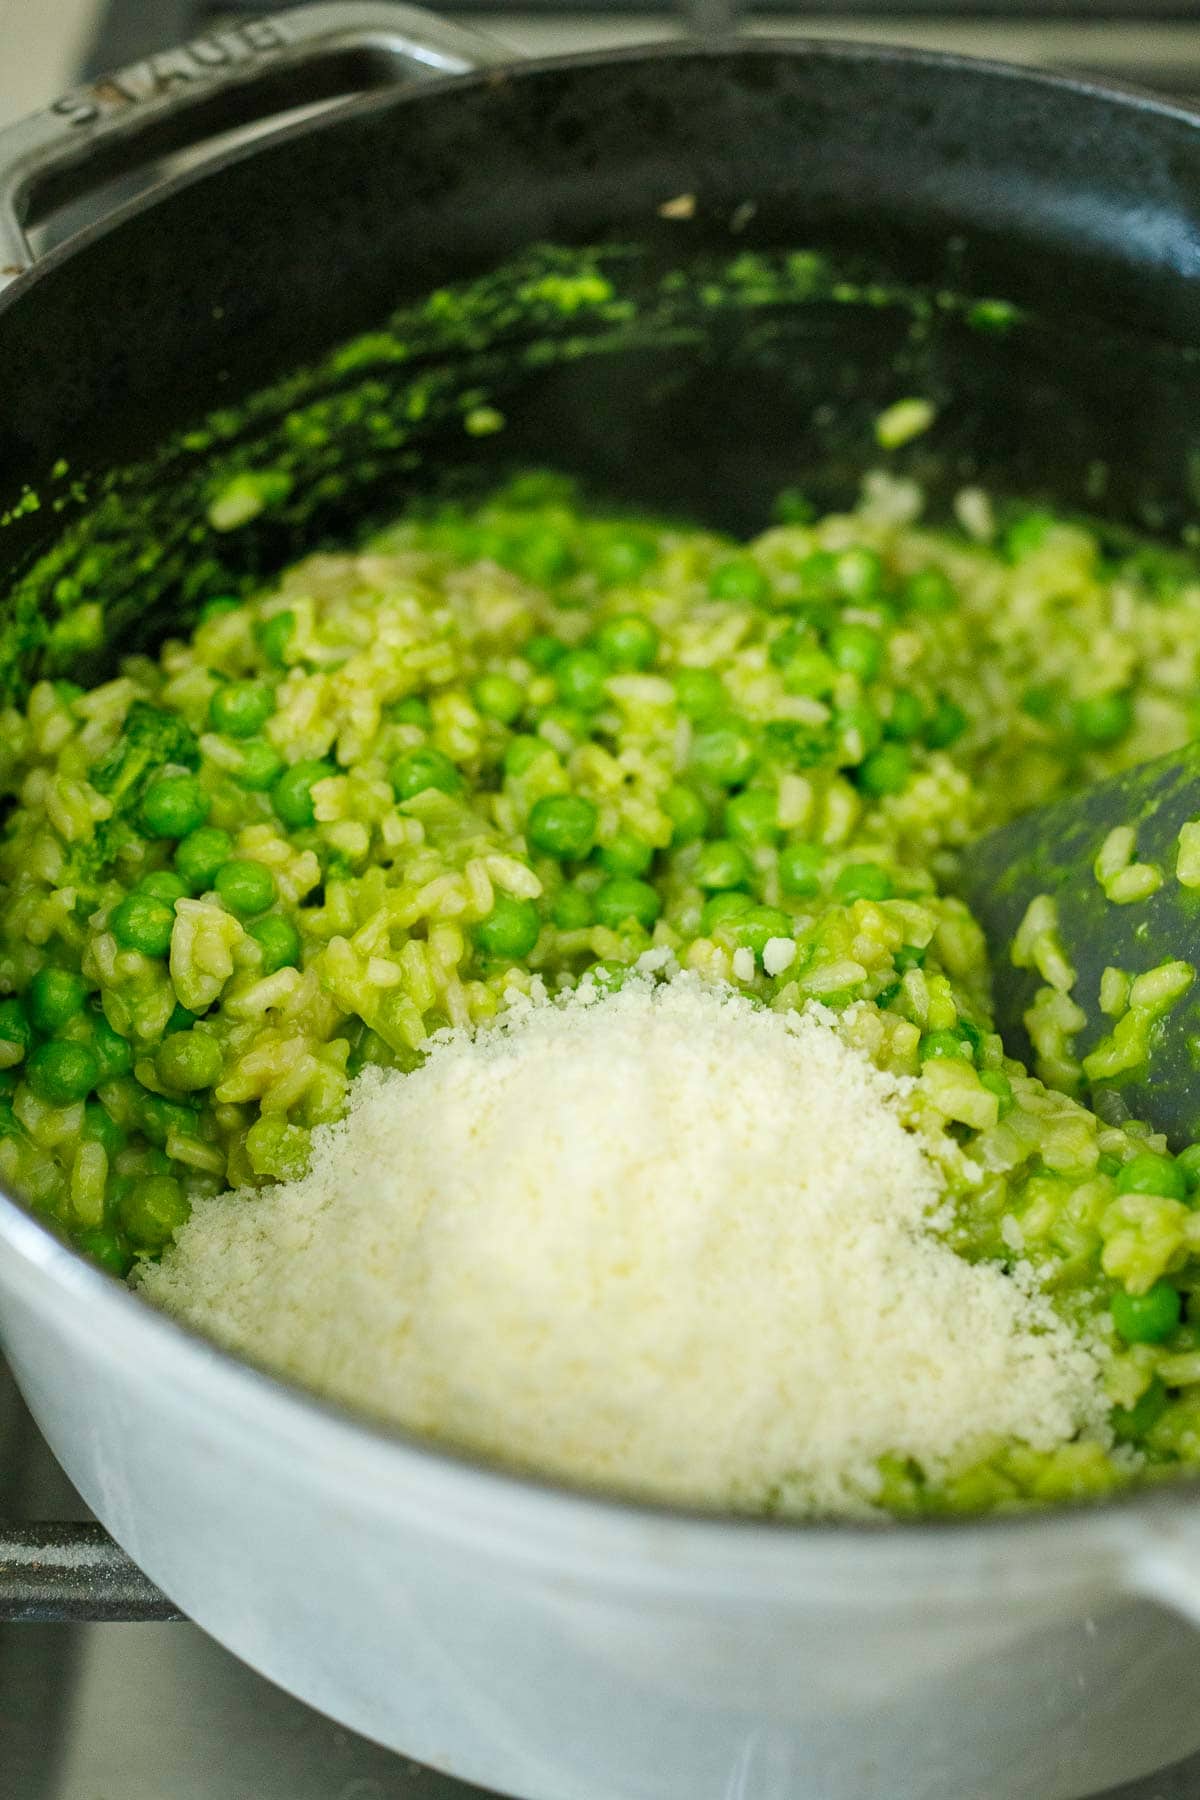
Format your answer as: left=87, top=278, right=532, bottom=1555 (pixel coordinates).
left=762, top=936, right=797, bottom=977
left=140, top=974, right=1107, bottom=1516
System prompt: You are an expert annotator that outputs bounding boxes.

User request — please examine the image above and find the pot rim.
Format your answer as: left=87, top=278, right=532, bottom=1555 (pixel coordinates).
left=4, top=32, right=1200, bottom=317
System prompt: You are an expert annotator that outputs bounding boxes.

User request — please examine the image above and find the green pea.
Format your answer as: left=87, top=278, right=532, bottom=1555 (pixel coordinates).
left=1116, top=1152, right=1188, bottom=1200
left=504, top=735, right=548, bottom=779
left=199, top=595, right=241, bottom=624
left=662, top=784, right=708, bottom=845
left=215, top=859, right=277, bottom=918
left=724, top=789, right=779, bottom=846
left=120, top=1173, right=189, bottom=1250
left=0, top=998, right=31, bottom=1058
left=272, top=759, right=335, bottom=829
left=593, top=878, right=661, bottom=932
left=247, top=914, right=302, bottom=974
left=700, top=890, right=754, bottom=934
left=388, top=696, right=432, bottom=729
left=235, top=737, right=286, bottom=792
left=139, top=870, right=188, bottom=904
left=902, top=567, right=957, bottom=614
left=797, top=550, right=841, bottom=601
left=919, top=1028, right=976, bottom=1065
left=472, top=673, right=525, bottom=724
left=584, top=959, right=629, bottom=997
left=874, top=981, right=902, bottom=1010
left=166, top=1003, right=198, bottom=1034
left=835, top=547, right=884, bottom=603
left=829, top=623, right=884, bottom=681
left=691, top=722, right=757, bottom=788
left=256, top=610, right=295, bottom=667
left=778, top=842, right=824, bottom=898
left=551, top=886, right=594, bottom=930
left=674, top=668, right=726, bottom=721
left=721, top=905, right=793, bottom=958
left=175, top=826, right=234, bottom=891
left=110, top=892, right=176, bottom=957
left=475, top=526, right=511, bottom=563
left=925, top=699, right=968, bottom=749
left=84, top=1010, right=131, bottom=1084
left=772, top=487, right=815, bottom=526
left=769, top=628, right=806, bottom=671
left=527, top=794, right=598, bottom=861
left=595, top=530, right=656, bottom=585
left=141, top=774, right=208, bottom=840
left=1112, top=1378, right=1169, bottom=1443
left=694, top=839, right=753, bottom=891
left=1112, top=1282, right=1182, bottom=1345
left=858, top=743, right=912, bottom=797
left=515, top=529, right=573, bottom=586
left=76, top=1226, right=133, bottom=1278
left=594, top=613, right=659, bottom=670
left=1004, top=510, right=1058, bottom=561
left=524, top=634, right=566, bottom=671
left=781, top=647, right=837, bottom=698
left=555, top=649, right=609, bottom=712
left=1020, top=683, right=1061, bottom=724
left=709, top=559, right=770, bottom=604
left=82, top=1100, right=123, bottom=1157
left=475, top=895, right=542, bottom=959
left=26, top=1040, right=99, bottom=1105
left=1075, top=693, right=1133, bottom=747
left=885, top=690, right=925, bottom=742
left=156, top=1029, right=224, bottom=1092
left=979, top=1070, right=1015, bottom=1118
left=389, top=747, right=462, bottom=803
left=1175, top=1143, right=1200, bottom=1192
left=28, top=967, right=88, bottom=1036
left=210, top=679, right=275, bottom=738
left=834, top=862, right=894, bottom=903
left=138, top=1094, right=200, bottom=1150
left=834, top=701, right=884, bottom=758
left=598, top=831, right=654, bottom=878
left=767, top=619, right=818, bottom=679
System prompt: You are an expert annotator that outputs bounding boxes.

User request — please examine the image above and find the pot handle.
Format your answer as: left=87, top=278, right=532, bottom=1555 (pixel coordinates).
left=0, top=2, right=506, bottom=291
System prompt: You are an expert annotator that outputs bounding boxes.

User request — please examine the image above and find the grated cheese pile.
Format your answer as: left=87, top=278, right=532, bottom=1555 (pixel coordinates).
left=140, top=972, right=1108, bottom=1516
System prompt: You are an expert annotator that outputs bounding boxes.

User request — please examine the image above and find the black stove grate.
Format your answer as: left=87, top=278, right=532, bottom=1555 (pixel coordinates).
left=0, top=1523, right=183, bottom=1623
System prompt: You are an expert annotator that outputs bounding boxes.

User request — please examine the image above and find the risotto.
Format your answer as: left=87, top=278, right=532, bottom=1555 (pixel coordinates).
left=4, top=469, right=1200, bottom=1514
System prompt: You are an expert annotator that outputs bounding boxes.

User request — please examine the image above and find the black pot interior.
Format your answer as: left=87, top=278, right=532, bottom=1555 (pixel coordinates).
left=3, top=42, right=1200, bottom=693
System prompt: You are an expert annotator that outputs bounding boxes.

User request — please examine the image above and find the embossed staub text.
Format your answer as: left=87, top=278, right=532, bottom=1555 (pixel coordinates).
left=50, top=21, right=291, bottom=128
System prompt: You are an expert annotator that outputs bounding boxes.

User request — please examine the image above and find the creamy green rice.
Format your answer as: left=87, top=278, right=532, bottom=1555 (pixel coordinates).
left=6, top=469, right=1200, bottom=1515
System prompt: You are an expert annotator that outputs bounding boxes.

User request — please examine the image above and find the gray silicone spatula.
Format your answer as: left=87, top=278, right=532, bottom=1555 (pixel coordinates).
left=957, top=739, right=1200, bottom=1147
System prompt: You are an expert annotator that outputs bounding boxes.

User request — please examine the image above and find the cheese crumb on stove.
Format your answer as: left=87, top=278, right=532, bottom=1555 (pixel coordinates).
left=139, top=973, right=1108, bottom=1517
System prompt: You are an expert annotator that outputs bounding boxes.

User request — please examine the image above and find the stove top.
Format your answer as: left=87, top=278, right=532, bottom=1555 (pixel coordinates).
left=8, top=3, right=1200, bottom=1795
